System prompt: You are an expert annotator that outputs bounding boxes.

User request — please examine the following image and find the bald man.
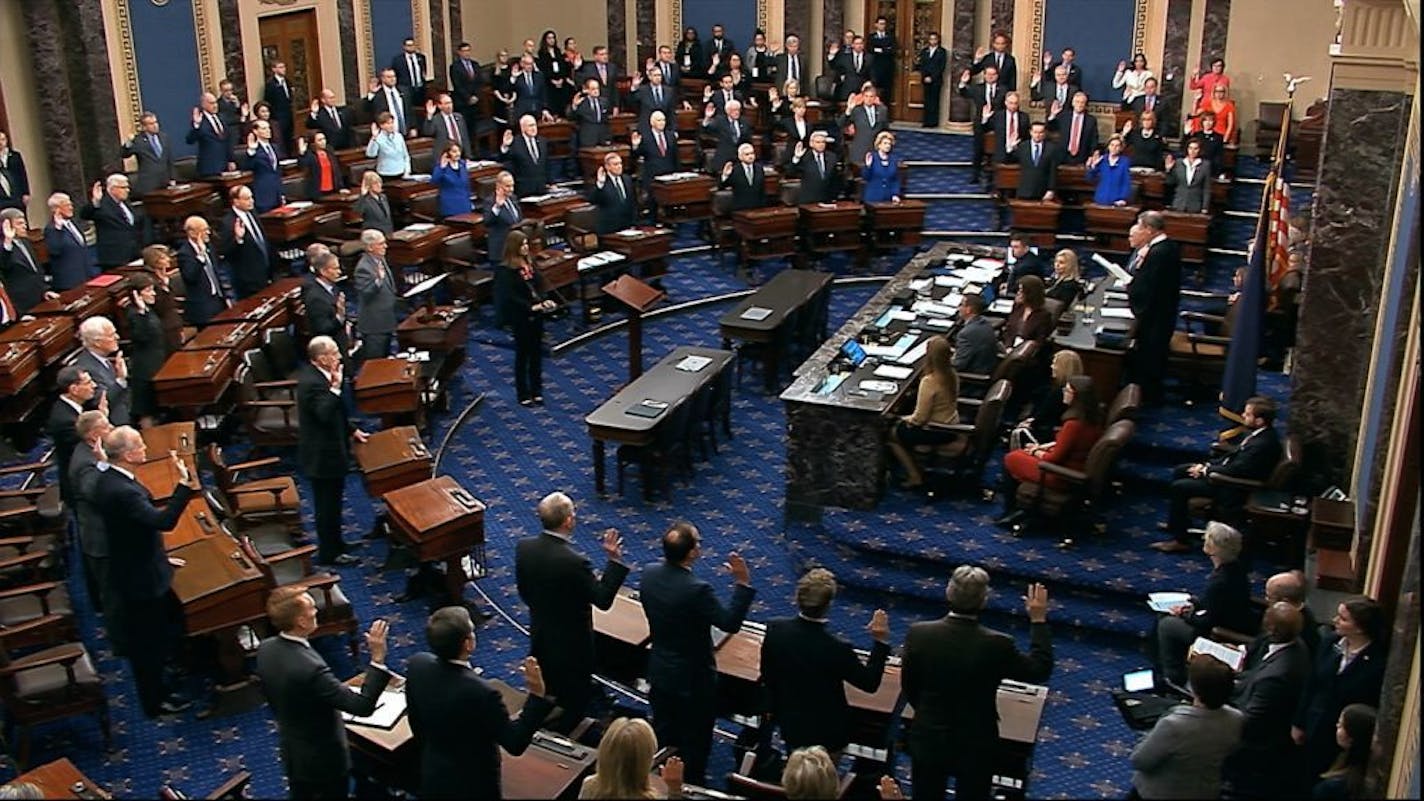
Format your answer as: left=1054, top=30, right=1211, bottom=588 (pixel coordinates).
left=186, top=92, right=235, bottom=177
left=176, top=215, right=227, bottom=325
left=306, top=89, right=355, bottom=150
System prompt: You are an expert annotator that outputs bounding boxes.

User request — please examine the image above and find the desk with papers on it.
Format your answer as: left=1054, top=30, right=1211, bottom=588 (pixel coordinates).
left=718, top=269, right=834, bottom=394
left=1050, top=264, right=1131, bottom=394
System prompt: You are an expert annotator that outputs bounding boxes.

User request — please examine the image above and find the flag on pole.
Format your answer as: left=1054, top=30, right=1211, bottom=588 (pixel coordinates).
left=1219, top=179, right=1271, bottom=440
left=1265, top=173, right=1292, bottom=289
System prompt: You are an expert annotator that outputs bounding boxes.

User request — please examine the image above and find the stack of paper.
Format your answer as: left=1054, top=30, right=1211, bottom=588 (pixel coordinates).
left=341, top=689, right=407, bottom=728
left=872, top=364, right=912, bottom=380
left=1146, top=591, right=1191, bottom=613
left=989, top=298, right=1015, bottom=314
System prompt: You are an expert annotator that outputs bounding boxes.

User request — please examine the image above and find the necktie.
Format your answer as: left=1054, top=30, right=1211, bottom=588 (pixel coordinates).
left=654, top=86, right=662, bottom=105
left=0, top=173, right=9, bottom=196
left=744, top=163, right=752, bottom=184
left=598, top=64, right=607, bottom=84
left=593, top=100, right=601, bottom=123
left=465, top=59, right=474, bottom=78
left=855, top=54, right=862, bottom=72
left=996, top=53, right=1002, bottom=70
left=656, top=131, right=666, bottom=155
left=151, top=133, right=162, bottom=158
left=410, top=55, right=421, bottom=84
left=1057, top=85, right=1066, bottom=104
left=1069, top=114, right=1081, bottom=153
left=526, top=72, right=533, bottom=90
left=725, top=90, right=732, bottom=105
left=731, top=120, right=740, bottom=140
left=987, top=84, right=994, bottom=104
left=867, top=106, right=875, bottom=127
left=202, top=248, right=220, bottom=295
left=1008, top=114, right=1018, bottom=148
left=1146, top=95, right=1155, bottom=110
left=66, top=220, right=83, bottom=245
left=16, top=243, right=36, bottom=273
left=280, top=79, right=289, bottom=99
left=330, top=107, right=341, bottom=128
left=791, top=57, right=799, bottom=81
left=1186, top=160, right=1196, bottom=184
left=120, top=202, right=133, bottom=226
left=446, top=114, right=458, bottom=143
left=263, top=143, right=275, bottom=165
left=661, top=63, right=670, bottom=82
left=389, top=89, right=404, bottom=130
left=614, top=176, right=625, bottom=201
left=816, top=152, right=824, bottom=176
left=1032, top=143, right=1040, bottom=165
left=247, top=211, right=265, bottom=246
left=210, top=114, right=224, bottom=136
left=509, top=199, right=521, bottom=220
left=527, top=137, right=538, bottom=162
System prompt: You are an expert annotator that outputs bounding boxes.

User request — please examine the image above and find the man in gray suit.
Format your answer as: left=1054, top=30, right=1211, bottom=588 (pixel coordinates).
left=839, top=86, right=890, bottom=165
left=354, top=229, right=400, bottom=361
left=120, top=112, right=175, bottom=198
left=421, top=93, right=472, bottom=155
left=76, top=315, right=132, bottom=427
left=70, top=410, right=113, bottom=613
left=1165, top=139, right=1211, bottom=214
left=953, top=293, right=999, bottom=376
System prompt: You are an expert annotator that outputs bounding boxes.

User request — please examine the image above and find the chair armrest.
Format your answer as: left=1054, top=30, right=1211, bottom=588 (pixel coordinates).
left=568, top=717, right=597, bottom=742
left=253, top=380, right=298, bottom=391
left=291, top=574, right=341, bottom=597
left=925, top=422, right=975, bottom=436
left=246, top=400, right=297, bottom=409
left=0, top=580, right=61, bottom=603
left=0, top=614, right=70, bottom=646
left=0, top=640, right=85, bottom=675
left=958, top=371, right=991, bottom=383
left=1038, top=462, right=1089, bottom=483
left=1186, top=333, right=1232, bottom=348
left=228, top=456, right=283, bottom=473
left=0, top=461, right=52, bottom=478
left=0, top=488, right=46, bottom=501
left=267, top=544, right=318, bottom=566
left=1207, top=472, right=1265, bottom=490
left=1209, top=626, right=1255, bottom=646
left=1181, top=310, right=1226, bottom=327
left=0, top=536, right=38, bottom=550
left=0, top=550, right=50, bottom=573
left=226, top=484, right=287, bottom=498
left=205, top=770, right=252, bottom=801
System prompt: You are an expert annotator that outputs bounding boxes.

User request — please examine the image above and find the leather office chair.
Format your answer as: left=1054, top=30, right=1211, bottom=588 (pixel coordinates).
left=202, top=489, right=300, bottom=559
left=1169, top=300, right=1239, bottom=393
left=813, top=74, right=837, bottom=102
left=262, top=328, right=301, bottom=381
left=0, top=460, right=67, bottom=574
left=313, top=210, right=352, bottom=248
left=960, top=340, right=1038, bottom=403
left=173, top=157, right=198, bottom=182
left=281, top=175, right=306, bottom=202
left=1106, top=383, right=1143, bottom=425
left=710, top=190, right=738, bottom=263
left=234, top=365, right=300, bottom=449
left=160, top=770, right=253, bottom=801
left=1188, top=434, right=1304, bottom=530
left=0, top=613, right=110, bottom=767
left=239, top=537, right=359, bottom=658
left=919, top=379, right=1013, bottom=496
left=440, top=231, right=492, bottom=306
left=205, top=443, right=302, bottom=532
left=726, top=769, right=856, bottom=800
left=0, top=580, right=77, bottom=650
left=1011, top=419, right=1136, bottom=545
left=563, top=204, right=602, bottom=254
left=409, top=193, right=441, bottom=224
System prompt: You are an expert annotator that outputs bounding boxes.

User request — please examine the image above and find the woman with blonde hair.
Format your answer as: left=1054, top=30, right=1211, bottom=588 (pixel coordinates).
left=1011, top=349, right=1084, bottom=450
left=1045, top=248, right=1084, bottom=303
left=579, top=717, right=683, bottom=799
left=781, top=746, right=839, bottom=799
left=887, top=337, right=960, bottom=490
left=861, top=131, right=902, bottom=203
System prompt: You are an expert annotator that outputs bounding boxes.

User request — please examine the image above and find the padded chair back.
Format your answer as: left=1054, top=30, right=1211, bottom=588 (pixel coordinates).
left=1267, top=434, right=1303, bottom=489
left=242, top=347, right=277, bottom=383
left=993, top=339, right=1039, bottom=384
left=711, top=189, right=734, bottom=218
left=813, top=74, right=837, bottom=101
left=441, top=231, right=477, bottom=265
left=726, top=773, right=788, bottom=801
left=474, top=175, right=499, bottom=203
left=563, top=205, right=601, bottom=253
left=349, top=163, right=373, bottom=189
left=263, top=328, right=299, bottom=378
left=313, top=210, right=347, bottom=242
left=779, top=179, right=801, bottom=207
left=968, top=380, right=1012, bottom=460
left=1044, top=297, right=1067, bottom=324
left=411, top=193, right=440, bottom=221
left=281, top=175, right=307, bottom=201
left=409, top=149, right=434, bottom=174
left=1084, top=419, right=1136, bottom=497
left=173, top=156, right=198, bottom=182
left=1106, top=383, right=1142, bottom=424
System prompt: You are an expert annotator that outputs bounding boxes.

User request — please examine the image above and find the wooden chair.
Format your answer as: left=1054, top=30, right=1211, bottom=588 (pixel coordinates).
left=262, top=328, right=301, bottom=381
left=281, top=175, right=306, bottom=202
left=239, top=538, right=359, bottom=659
left=159, top=770, right=252, bottom=800
left=562, top=205, right=602, bottom=254
left=205, top=443, right=302, bottom=531
left=202, top=490, right=301, bottom=559
left=1011, top=419, right=1137, bottom=545
left=234, top=365, right=300, bottom=449
left=0, top=581, right=77, bottom=650
left=0, top=614, right=110, bottom=767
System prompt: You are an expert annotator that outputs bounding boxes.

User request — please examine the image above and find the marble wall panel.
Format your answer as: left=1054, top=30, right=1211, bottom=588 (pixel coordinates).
left=824, top=0, right=844, bottom=46
left=337, top=0, right=362, bottom=102
left=989, top=0, right=1014, bottom=38
left=1198, top=0, right=1230, bottom=68
left=19, top=1, right=83, bottom=194
left=784, top=0, right=811, bottom=40
left=608, top=0, right=628, bottom=67
left=636, top=0, right=656, bottom=65
left=447, top=0, right=462, bottom=53
left=1160, top=0, right=1192, bottom=138
left=947, top=0, right=976, bottom=122
left=429, top=0, right=447, bottom=75
left=218, top=0, right=248, bottom=96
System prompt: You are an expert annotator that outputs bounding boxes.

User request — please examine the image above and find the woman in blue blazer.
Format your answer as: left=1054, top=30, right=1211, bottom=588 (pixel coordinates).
left=430, top=143, right=473, bottom=218
left=860, top=131, right=903, bottom=203
left=1085, top=134, right=1134, bottom=206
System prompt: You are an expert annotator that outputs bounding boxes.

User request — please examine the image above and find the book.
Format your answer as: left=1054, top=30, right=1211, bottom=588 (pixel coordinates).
left=626, top=399, right=668, bottom=419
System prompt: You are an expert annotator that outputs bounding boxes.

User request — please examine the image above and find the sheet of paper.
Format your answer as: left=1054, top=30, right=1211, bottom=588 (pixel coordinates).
left=676, top=355, right=712, bottom=372
left=1100, top=307, right=1135, bottom=319
left=897, top=340, right=929, bottom=365
left=740, top=306, right=773, bottom=321
left=1191, top=637, right=1246, bottom=671
left=989, top=298, right=1015, bottom=314
left=934, top=275, right=965, bottom=288
left=342, top=689, right=407, bottom=728
left=910, top=278, right=933, bottom=292
left=1092, top=253, right=1133, bottom=286
left=1146, top=591, right=1192, bottom=613
left=887, top=309, right=917, bottom=322
left=872, top=364, right=912, bottom=380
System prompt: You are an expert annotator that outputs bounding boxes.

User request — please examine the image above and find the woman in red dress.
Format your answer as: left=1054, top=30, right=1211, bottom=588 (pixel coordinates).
left=995, top=375, right=1104, bottom=526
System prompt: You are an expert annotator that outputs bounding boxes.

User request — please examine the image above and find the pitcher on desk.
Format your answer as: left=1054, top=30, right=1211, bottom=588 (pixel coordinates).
left=354, top=230, right=400, bottom=361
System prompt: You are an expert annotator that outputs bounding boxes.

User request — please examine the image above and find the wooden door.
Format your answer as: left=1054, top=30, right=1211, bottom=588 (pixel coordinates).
left=258, top=10, right=322, bottom=110
left=866, top=0, right=943, bottom=121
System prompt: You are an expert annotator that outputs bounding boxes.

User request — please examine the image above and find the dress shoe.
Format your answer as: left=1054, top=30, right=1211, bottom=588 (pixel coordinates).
left=1149, top=540, right=1192, bottom=554
left=519, top=398, right=534, bottom=407
left=1156, top=521, right=1170, bottom=532
left=320, top=553, right=360, bottom=566
left=532, top=396, right=544, bottom=405
left=157, top=697, right=192, bottom=716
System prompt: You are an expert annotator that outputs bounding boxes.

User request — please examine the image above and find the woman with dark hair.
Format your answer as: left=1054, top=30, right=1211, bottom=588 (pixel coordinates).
left=430, top=142, right=472, bottom=218
left=1113, top=52, right=1155, bottom=109
left=886, top=337, right=960, bottom=489
left=1312, top=704, right=1377, bottom=799
left=996, top=375, right=1104, bottom=526
left=1295, top=596, right=1388, bottom=780
left=1000, top=274, right=1054, bottom=349
left=717, top=53, right=752, bottom=95
left=1129, top=653, right=1243, bottom=800
left=501, top=230, right=557, bottom=407
left=248, top=101, right=286, bottom=158
left=538, top=30, right=574, bottom=116
left=676, top=27, right=705, bottom=75
left=123, top=271, right=169, bottom=427
left=297, top=130, right=346, bottom=200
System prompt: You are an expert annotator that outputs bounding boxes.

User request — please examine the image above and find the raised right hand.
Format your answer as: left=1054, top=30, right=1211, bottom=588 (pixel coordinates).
left=234, top=215, right=246, bottom=240
left=702, top=85, right=713, bottom=100
left=425, top=99, right=436, bottom=117
left=974, top=46, right=987, bottom=61
left=629, top=131, right=641, bottom=148
left=596, top=165, right=607, bottom=185
left=959, top=69, right=971, bottom=84
left=1122, top=119, right=1134, bottom=134
left=721, top=161, right=734, bottom=178
left=879, top=776, right=905, bottom=800
left=1024, top=582, right=1050, bottom=622
left=725, top=552, right=750, bottom=585
left=502, top=130, right=515, bottom=147
left=310, top=99, right=321, bottom=114
left=0, top=218, right=12, bottom=243
left=368, top=76, right=381, bottom=93
left=865, top=151, right=873, bottom=167
left=90, top=181, right=103, bottom=204
left=521, top=656, right=546, bottom=697
left=369, top=122, right=380, bottom=138
left=1042, top=50, right=1054, bottom=68
left=297, top=138, right=308, bottom=155
left=1165, top=153, right=1176, bottom=170
left=600, top=528, right=624, bottom=561
left=366, top=619, right=389, bottom=664
left=191, top=107, right=202, bottom=125
left=246, top=132, right=258, bottom=149
left=794, top=142, right=806, bottom=159
left=97, top=388, right=109, bottom=417
left=1118, top=60, right=1128, bottom=72
left=868, top=609, right=890, bottom=642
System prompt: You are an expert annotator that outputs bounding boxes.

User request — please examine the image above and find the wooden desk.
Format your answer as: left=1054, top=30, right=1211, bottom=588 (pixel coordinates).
left=142, top=421, right=197, bottom=457
left=181, top=321, right=261, bottom=354
left=133, top=452, right=199, bottom=503
left=261, top=202, right=326, bottom=245
left=388, top=224, right=452, bottom=267
left=396, top=305, right=470, bottom=353
left=865, top=199, right=928, bottom=250
left=384, top=178, right=439, bottom=208
left=442, top=211, right=487, bottom=243
left=168, top=530, right=267, bottom=637
left=534, top=248, right=583, bottom=294
left=162, top=496, right=224, bottom=551
left=318, top=191, right=362, bottom=225
left=601, top=226, right=673, bottom=281
left=520, top=191, right=587, bottom=225
left=211, top=276, right=303, bottom=328
left=1007, top=199, right=1063, bottom=247
left=14, top=757, right=110, bottom=799
left=141, top=183, right=217, bottom=239
left=1051, top=276, right=1129, bottom=394
left=353, top=425, right=433, bottom=498
left=1083, top=203, right=1141, bottom=254
left=0, top=340, right=39, bottom=395
left=29, top=282, right=117, bottom=322
left=591, top=587, right=653, bottom=687
left=731, top=207, right=801, bottom=269
left=1162, top=210, right=1211, bottom=264
left=579, top=144, right=633, bottom=184
left=354, top=358, right=421, bottom=418
left=201, top=170, right=254, bottom=194
left=539, top=119, right=577, bottom=160
left=584, top=346, right=733, bottom=495
left=0, top=315, right=77, bottom=365
left=800, top=201, right=865, bottom=258
left=719, top=269, right=832, bottom=394
left=154, top=348, right=237, bottom=410
left=650, top=174, right=716, bottom=225
left=383, top=475, right=486, bottom=605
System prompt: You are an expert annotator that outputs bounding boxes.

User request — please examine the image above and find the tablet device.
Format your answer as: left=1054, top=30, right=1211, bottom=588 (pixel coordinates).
left=1123, top=668, right=1156, bottom=693
left=839, top=339, right=867, bottom=368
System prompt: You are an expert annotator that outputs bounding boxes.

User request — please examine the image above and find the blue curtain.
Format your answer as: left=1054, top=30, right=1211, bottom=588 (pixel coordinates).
left=682, top=0, right=758, bottom=60
left=369, top=0, right=415, bottom=74
left=1043, top=0, right=1136, bottom=104
left=129, top=0, right=204, bottom=157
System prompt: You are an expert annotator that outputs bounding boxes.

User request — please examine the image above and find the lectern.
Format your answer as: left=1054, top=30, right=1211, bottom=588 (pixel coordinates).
left=383, top=475, right=486, bottom=609
left=602, top=274, right=667, bottom=381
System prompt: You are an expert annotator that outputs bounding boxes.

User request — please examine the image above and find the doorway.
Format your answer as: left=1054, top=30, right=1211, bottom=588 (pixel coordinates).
left=864, top=0, right=944, bottom=121
left=258, top=10, right=323, bottom=110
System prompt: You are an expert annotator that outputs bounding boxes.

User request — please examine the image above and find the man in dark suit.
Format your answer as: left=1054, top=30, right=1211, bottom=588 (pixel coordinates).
left=1129, top=77, right=1168, bottom=128
left=834, top=37, right=873, bottom=101
left=719, top=144, right=768, bottom=211
left=255, top=586, right=390, bottom=799
left=788, top=131, right=841, bottom=203
left=705, top=73, right=749, bottom=116
left=1037, top=48, right=1083, bottom=90
left=422, top=93, right=473, bottom=155
left=44, top=192, right=93, bottom=291
left=972, top=33, right=1018, bottom=91
left=392, top=37, right=431, bottom=97
left=407, top=606, right=554, bottom=799
left=867, top=16, right=897, bottom=100
left=76, top=315, right=132, bottom=428
left=954, top=294, right=999, bottom=375
left=1223, top=602, right=1311, bottom=798
left=1051, top=91, right=1098, bottom=165
left=760, top=568, right=891, bottom=753
left=80, top=175, right=144, bottom=270
left=366, top=69, right=416, bottom=137
left=651, top=45, right=684, bottom=91
left=903, top=566, right=1053, bottom=799
left=241, top=121, right=284, bottom=213
left=701, top=100, right=755, bottom=176
left=353, top=230, right=399, bottom=361
left=483, top=171, right=525, bottom=266
left=1004, top=233, right=1050, bottom=292
left=303, top=251, right=350, bottom=358
left=450, top=42, right=483, bottom=123
left=1031, top=64, right=1080, bottom=115
left=589, top=152, right=637, bottom=234
left=705, top=24, right=736, bottom=70
left=1125, top=210, right=1183, bottom=406
left=175, top=216, right=227, bottom=326
left=1007, top=122, right=1059, bottom=201
left=70, top=410, right=112, bottom=613
left=957, top=64, right=1005, bottom=182
left=989, top=92, right=1031, bottom=166
left=1264, top=570, right=1321, bottom=656
left=47, top=365, right=95, bottom=505
left=186, top=93, right=234, bottom=177
left=296, top=336, right=369, bottom=565
left=569, top=79, right=612, bottom=149
left=1, top=210, right=55, bottom=313
left=841, top=86, right=890, bottom=165
left=633, top=68, right=677, bottom=123
left=576, top=46, right=622, bottom=111
left=120, top=112, right=175, bottom=197
left=1157, top=395, right=1282, bottom=552
left=221, top=187, right=273, bottom=298
left=501, top=116, right=551, bottom=197
left=264, top=61, right=296, bottom=152
left=629, top=118, right=678, bottom=216
left=916, top=33, right=948, bottom=127
left=0, top=133, right=29, bottom=212
left=305, top=89, right=355, bottom=150
left=510, top=55, right=549, bottom=122
left=772, top=35, right=806, bottom=89
left=94, top=426, right=197, bottom=718
left=1165, top=139, right=1211, bottom=213
left=641, top=522, right=755, bottom=785
left=514, top=491, right=630, bottom=733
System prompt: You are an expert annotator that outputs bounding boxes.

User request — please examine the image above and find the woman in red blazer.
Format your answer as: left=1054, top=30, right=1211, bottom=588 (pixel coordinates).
left=996, top=375, right=1104, bottom=526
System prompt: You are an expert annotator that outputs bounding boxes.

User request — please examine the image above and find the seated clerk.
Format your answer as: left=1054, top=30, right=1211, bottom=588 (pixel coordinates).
left=1122, top=110, right=1167, bottom=171
left=1222, top=601, right=1312, bottom=799
left=759, top=569, right=892, bottom=754
left=995, top=375, right=1104, bottom=526
left=719, top=143, right=768, bottom=211
left=701, top=98, right=755, bottom=176
left=1012, top=350, right=1084, bottom=448
left=952, top=292, right=998, bottom=376
left=886, top=338, right=960, bottom=490
left=1153, top=522, right=1256, bottom=690
left=1044, top=248, right=1085, bottom=304
left=999, top=274, right=1054, bottom=352
left=1085, top=135, right=1133, bottom=206
left=1006, top=121, right=1059, bottom=202
left=588, top=152, right=638, bottom=235
left=1155, top=395, right=1282, bottom=553
left=568, top=77, right=612, bottom=150
left=787, top=131, right=841, bottom=204
left=1129, top=654, right=1244, bottom=801
left=297, top=132, right=346, bottom=200
left=1002, top=231, right=1049, bottom=294
left=500, top=114, right=552, bottom=198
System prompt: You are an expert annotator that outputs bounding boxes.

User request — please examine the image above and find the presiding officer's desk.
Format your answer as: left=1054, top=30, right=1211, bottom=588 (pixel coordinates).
left=779, top=242, right=1003, bottom=513
left=1050, top=272, right=1133, bottom=398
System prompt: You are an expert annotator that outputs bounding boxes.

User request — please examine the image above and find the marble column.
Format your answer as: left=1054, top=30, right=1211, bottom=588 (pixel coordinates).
left=608, top=0, right=628, bottom=68
left=946, top=0, right=976, bottom=123
left=1365, top=512, right=1418, bottom=796
left=218, top=0, right=248, bottom=96
left=1160, top=0, right=1192, bottom=137
left=1198, top=0, right=1230, bottom=67
left=1289, top=88, right=1412, bottom=485
left=337, top=0, right=362, bottom=102
left=447, top=0, right=462, bottom=52
left=988, top=0, right=1014, bottom=37
left=784, top=0, right=811, bottom=39
left=636, top=0, right=655, bottom=65
left=823, top=0, right=843, bottom=47
left=19, top=1, right=82, bottom=195
left=428, top=0, right=447, bottom=76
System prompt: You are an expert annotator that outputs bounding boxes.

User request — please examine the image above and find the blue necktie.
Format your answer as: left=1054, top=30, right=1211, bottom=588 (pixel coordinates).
left=151, top=134, right=162, bottom=158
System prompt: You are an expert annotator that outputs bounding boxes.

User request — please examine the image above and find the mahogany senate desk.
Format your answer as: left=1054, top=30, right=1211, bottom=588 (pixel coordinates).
left=799, top=201, right=866, bottom=261
left=650, top=174, right=716, bottom=226
left=732, top=206, right=802, bottom=272
left=865, top=199, right=928, bottom=250
left=354, top=357, right=421, bottom=418
left=387, top=224, right=453, bottom=268
left=14, top=758, right=110, bottom=799
left=382, top=475, right=486, bottom=606
left=261, top=202, right=326, bottom=246
left=600, top=226, right=673, bottom=281
left=353, top=425, right=433, bottom=499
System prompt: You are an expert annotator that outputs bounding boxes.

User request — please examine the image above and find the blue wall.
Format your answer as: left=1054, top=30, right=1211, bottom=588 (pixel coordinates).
left=129, top=0, right=205, bottom=157
left=369, top=0, right=415, bottom=74
left=681, top=0, right=758, bottom=62
left=1043, top=0, right=1135, bottom=104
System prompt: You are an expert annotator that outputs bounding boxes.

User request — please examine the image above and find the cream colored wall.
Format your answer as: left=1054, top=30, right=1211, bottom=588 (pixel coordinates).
left=1223, top=0, right=1338, bottom=143
left=0, top=2, right=52, bottom=220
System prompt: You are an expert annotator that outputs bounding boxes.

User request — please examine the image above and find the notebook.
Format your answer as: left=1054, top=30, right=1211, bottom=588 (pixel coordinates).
left=626, top=399, right=669, bottom=418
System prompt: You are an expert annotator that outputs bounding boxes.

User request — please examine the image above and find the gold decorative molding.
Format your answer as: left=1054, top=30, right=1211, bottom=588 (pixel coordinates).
left=1030, top=0, right=1045, bottom=66
left=257, top=0, right=302, bottom=5
left=757, top=0, right=769, bottom=34
left=1132, top=0, right=1148, bottom=56
left=411, top=0, right=427, bottom=57
left=672, top=0, right=681, bottom=48
left=113, top=0, right=144, bottom=124
left=360, top=0, right=375, bottom=75
left=193, top=0, right=216, bottom=91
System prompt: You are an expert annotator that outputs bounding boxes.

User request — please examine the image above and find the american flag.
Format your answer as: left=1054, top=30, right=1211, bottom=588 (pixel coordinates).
left=1265, top=173, right=1292, bottom=288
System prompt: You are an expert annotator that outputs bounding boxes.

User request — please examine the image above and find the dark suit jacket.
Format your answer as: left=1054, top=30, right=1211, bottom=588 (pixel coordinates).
left=1, top=239, right=48, bottom=313
left=391, top=51, right=431, bottom=91
left=633, top=129, right=679, bottom=187
left=220, top=210, right=273, bottom=295
left=1051, top=111, right=1099, bottom=164
left=45, top=399, right=82, bottom=503
left=302, top=277, right=348, bottom=355
left=243, top=144, right=284, bottom=212
left=1008, top=140, right=1060, bottom=199
left=576, top=63, right=623, bottom=108
left=450, top=57, right=484, bottom=108
left=761, top=616, right=891, bottom=751
left=1192, top=131, right=1226, bottom=167
left=634, top=85, right=677, bottom=122
left=406, top=652, right=554, bottom=799
left=0, top=151, right=30, bottom=209
left=779, top=118, right=816, bottom=157
left=650, top=59, right=683, bottom=89
left=989, top=109, right=1032, bottom=163
left=423, top=111, right=473, bottom=155
left=1295, top=632, right=1387, bottom=748
left=510, top=70, right=547, bottom=120
left=175, top=240, right=226, bottom=326
left=121, top=132, right=175, bottom=196
left=513, top=532, right=630, bottom=694
left=185, top=115, right=232, bottom=177
left=903, top=615, right=1052, bottom=755
left=954, top=315, right=1000, bottom=375
left=959, top=82, right=1006, bottom=129
left=569, top=97, right=612, bottom=147
left=641, top=561, right=755, bottom=694
left=483, top=197, right=525, bottom=266
left=772, top=53, right=806, bottom=87
left=296, top=361, right=354, bottom=479
left=1207, top=425, right=1283, bottom=482
left=353, top=253, right=398, bottom=335
left=1129, top=94, right=1167, bottom=120
left=504, top=135, right=550, bottom=197
left=1226, top=638, right=1311, bottom=792
left=1127, top=237, right=1182, bottom=358
left=76, top=348, right=131, bottom=427
left=720, top=161, right=767, bottom=210
left=367, top=85, right=414, bottom=132
left=254, top=636, right=389, bottom=785
left=1187, top=559, right=1256, bottom=635
left=841, top=104, right=890, bottom=164
left=867, top=32, right=897, bottom=82
left=1038, top=62, right=1083, bottom=92
left=1006, top=250, right=1049, bottom=292
left=833, top=52, right=873, bottom=100
left=93, top=469, right=195, bottom=601
left=588, top=174, right=637, bottom=234
left=353, top=193, right=395, bottom=237
left=702, top=115, right=754, bottom=176
left=264, top=77, right=295, bottom=128
left=1166, top=159, right=1212, bottom=213
left=299, top=147, right=346, bottom=199
left=44, top=220, right=92, bottom=291
left=68, top=443, right=107, bottom=559
left=306, top=105, right=355, bottom=150
left=972, top=51, right=1017, bottom=90
left=789, top=149, right=841, bottom=203
left=1032, top=79, right=1081, bottom=107
left=79, top=195, right=144, bottom=268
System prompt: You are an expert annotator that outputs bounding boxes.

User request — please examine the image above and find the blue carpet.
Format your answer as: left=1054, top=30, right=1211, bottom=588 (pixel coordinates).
left=13, top=130, right=1302, bottom=800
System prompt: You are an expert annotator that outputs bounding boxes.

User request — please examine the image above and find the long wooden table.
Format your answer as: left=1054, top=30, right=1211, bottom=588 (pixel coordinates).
left=584, top=346, right=733, bottom=497
left=719, top=269, right=833, bottom=394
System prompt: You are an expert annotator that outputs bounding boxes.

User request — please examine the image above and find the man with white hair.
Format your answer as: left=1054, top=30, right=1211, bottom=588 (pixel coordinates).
left=297, top=335, right=369, bottom=566
left=788, top=131, right=841, bottom=203
left=353, top=229, right=398, bottom=360
left=176, top=215, right=226, bottom=325
left=701, top=97, right=754, bottom=175
left=499, top=114, right=550, bottom=197
left=1, top=208, right=57, bottom=313
left=718, top=143, right=767, bottom=210
left=79, top=174, right=144, bottom=269
left=76, top=315, right=131, bottom=427
left=902, top=565, right=1053, bottom=799
left=43, top=192, right=93, bottom=291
